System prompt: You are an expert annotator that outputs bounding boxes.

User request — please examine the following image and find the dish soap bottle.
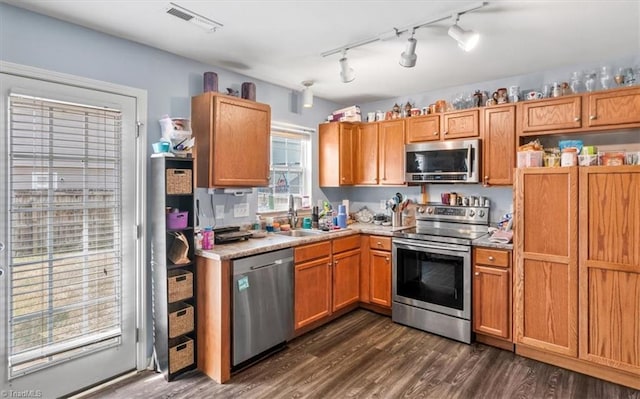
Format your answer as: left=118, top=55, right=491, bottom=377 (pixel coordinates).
left=337, top=205, right=347, bottom=229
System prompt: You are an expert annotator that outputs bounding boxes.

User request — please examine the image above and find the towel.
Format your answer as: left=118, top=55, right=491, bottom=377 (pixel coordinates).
left=489, top=230, right=513, bottom=244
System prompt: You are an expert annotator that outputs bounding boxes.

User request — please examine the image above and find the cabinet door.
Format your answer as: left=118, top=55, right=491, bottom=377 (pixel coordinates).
left=586, top=87, right=640, bottom=128
left=369, top=250, right=391, bottom=308
left=473, top=265, right=510, bottom=339
left=356, top=123, right=379, bottom=185
left=406, top=114, right=440, bottom=143
left=578, top=166, right=640, bottom=375
left=483, top=105, right=515, bottom=186
left=378, top=120, right=405, bottom=185
left=519, top=96, right=582, bottom=134
left=295, top=257, right=332, bottom=329
left=443, top=109, right=479, bottom=139
left=339, top=123, right=357, bottom=185
left=332, top=249, right=360, bottom=311
left=514, top=167, right=578, bottom=357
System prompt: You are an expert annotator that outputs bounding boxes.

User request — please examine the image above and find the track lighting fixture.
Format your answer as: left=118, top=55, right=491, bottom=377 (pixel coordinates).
left=399, top=32, right=418, bottom=68
left=339, top=50, right=355, bottom=83
left=302, top=81, right=314, bottom=108
left=448, top=14, right=480, bottom=51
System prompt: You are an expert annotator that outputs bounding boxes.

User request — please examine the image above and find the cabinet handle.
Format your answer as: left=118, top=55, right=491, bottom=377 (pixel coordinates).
left=574, top=117, right=581, bottom=122
left=590, top=115, right=597, bottom=120
left=433, top=132, right=438, bottom=136
left=488, top=256, right=495, bottom=261
left=475, top=272, right=480, bottom=276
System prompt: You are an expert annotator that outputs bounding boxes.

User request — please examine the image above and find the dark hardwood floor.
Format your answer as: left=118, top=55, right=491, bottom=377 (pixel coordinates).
left=84, top=310, right=640, bottom=399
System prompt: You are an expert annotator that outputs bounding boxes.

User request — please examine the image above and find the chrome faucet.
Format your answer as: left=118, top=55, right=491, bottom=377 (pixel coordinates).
left=287, top=194, right=298, bottom=229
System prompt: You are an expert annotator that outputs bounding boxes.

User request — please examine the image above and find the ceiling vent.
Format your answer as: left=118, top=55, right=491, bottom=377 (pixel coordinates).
left=165, top=2, right=223, bottom=32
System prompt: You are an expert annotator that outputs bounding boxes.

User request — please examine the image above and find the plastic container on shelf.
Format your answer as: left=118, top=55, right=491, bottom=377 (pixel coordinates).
left=167, top=210, right=189, bottom=230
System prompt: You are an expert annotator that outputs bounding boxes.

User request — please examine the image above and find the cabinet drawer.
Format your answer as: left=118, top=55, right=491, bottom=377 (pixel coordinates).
left=333, top=235, right=361, bottom=253
left=369, top=236, right=392, bottom=251
left=295, top=240, right=331, bottom=263
left=474, top=248, right=510, bottom=267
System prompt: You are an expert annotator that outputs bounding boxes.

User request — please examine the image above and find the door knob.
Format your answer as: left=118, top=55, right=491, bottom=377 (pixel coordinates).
left=0, top=268, right=3, bottom=277
left=0, top=242, right=4, bottom=252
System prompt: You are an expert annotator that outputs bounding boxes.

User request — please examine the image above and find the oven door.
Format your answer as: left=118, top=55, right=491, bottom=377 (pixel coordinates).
left=392, top=238, right=471, bottom=320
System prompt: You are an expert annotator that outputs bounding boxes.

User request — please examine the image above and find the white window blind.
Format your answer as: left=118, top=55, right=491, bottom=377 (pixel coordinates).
left=7, top=93, right=123, bottom=377
left=257, top=126, right=312, bottom=212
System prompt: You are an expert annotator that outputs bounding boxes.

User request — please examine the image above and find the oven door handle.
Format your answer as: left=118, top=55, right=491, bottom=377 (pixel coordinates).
left=393, top=239, right=470, bottom=253
left=467, top=143, right=472, bottom=179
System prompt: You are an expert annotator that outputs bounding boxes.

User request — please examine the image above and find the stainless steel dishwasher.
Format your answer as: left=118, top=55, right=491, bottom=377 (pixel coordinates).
left=232, top=248, right=294, bottom=368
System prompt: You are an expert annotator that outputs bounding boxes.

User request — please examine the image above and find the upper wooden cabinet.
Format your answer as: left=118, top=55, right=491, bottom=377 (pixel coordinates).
left=518, top=95, right=582, bottom=135
left=514, top=167, right=578, bottom=357
left=443, top=109, right=480, bottom=139
left=584, top=86, right=640, bottom=129
left=356, top=123, right=379, bottom=185
left=483, top=105, right=516, bottom=186
left=378, top=120, right=405, bottom=185
left=578, top=166, right=640, bottom=376
left=192, top=93, right=271, bottom=187
left=319, top=122, right=357, bottom=186
left=406, top=114, right=440, bottom=143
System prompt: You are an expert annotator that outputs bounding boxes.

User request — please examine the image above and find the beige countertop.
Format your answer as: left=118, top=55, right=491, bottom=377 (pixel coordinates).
left=196, top=223, right=409, bottom=261
left=472, top=235, right=514, bottom=251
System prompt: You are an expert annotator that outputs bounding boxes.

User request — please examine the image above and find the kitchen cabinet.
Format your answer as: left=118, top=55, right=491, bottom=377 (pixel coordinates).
left=294, top=241, right=332, bottom=329
left=151, top=157, right=197, bottom=380
left=514, top=167, right=578, bottom=357
left=442, top=109, right=480, bottom=139
left=578, top=166, right=640, bottom=376
left=517, top=95, right=582, bottom=136
left=473, top=247, right=512, bottom=343
left=377, top=119, right=405, bottom=185
left=319, top=122, right=357, bottom=186
left=356, top=122, right=379, bottom=185
left=584, top=86, right=640, bottom=129
left=294, top=236, right=360, bottom=331
left=406, top=114, right=441, bottom=143
left=192, top=92, right=271, bottom=187
left=368, top=236, right=392, bottom=308
left=482, top=105, right=515, bottom=186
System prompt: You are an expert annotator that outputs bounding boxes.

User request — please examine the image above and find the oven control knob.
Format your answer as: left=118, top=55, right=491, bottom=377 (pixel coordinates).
left=425, top=207, right=433, bottom=215
left=478, top=210, right=485, bottom=218
left=468, top=210, right=475, bottom=217
left=417, top=206, right=425, bottom=214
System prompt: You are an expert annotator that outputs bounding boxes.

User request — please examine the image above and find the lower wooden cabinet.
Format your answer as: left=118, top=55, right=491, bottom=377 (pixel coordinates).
left=472, top=247, right=511, bottom=341
left=332, top=248, right=360, bottom=311
left=369, top=250, right=392, bottom=307
left=295, top=256, right=332, bottom=329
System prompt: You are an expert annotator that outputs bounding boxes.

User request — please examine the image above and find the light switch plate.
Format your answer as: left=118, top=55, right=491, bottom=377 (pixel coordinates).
left=234, top=203, right=249, bottom=218
left=215, top=205, right=225, bottom=219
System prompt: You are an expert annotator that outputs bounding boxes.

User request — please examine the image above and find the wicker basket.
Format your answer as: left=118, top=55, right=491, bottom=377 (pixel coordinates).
left=167, top=269, right=193, bottom=303
left=166, top=168, right=192, bottom=195
left=168, top=302, right=194, bottom=338
left=169, top=336, right=194, bottom=374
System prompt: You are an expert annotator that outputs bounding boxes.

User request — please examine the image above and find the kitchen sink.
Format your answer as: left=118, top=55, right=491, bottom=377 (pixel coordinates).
left=277, top=229, right=329, bottom=237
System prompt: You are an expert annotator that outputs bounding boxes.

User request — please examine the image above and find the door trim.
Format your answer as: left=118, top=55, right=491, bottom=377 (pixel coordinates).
left=0, top=61, right=149, bottom=372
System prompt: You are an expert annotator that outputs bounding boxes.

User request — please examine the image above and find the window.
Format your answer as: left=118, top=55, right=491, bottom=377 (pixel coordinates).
left=257, top=126, right=312, bottom=212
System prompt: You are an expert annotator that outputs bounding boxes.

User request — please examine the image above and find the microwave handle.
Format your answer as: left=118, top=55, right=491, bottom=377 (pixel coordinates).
left=467, top=144, right=472, bottom=178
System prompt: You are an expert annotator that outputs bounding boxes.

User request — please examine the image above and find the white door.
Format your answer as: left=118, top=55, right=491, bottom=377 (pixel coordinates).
left=0, top=73, right=139, bottom=398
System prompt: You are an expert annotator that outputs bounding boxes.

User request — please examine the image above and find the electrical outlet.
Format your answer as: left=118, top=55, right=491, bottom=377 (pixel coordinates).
left=215, top=205, right=225, bottom=219
left=233, top=203, right=249, bottom=218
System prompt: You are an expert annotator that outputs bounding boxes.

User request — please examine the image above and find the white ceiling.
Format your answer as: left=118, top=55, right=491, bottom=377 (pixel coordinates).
left=3, top=0, right=639, bottom=105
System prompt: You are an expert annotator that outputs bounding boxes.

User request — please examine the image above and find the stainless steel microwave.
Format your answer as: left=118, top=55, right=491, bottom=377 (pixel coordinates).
left=405, top=139, right=481, bottom=184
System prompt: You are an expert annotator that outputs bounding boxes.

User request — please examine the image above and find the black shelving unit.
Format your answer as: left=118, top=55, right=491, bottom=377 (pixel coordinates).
left=151, top=157, right=197, bottom=381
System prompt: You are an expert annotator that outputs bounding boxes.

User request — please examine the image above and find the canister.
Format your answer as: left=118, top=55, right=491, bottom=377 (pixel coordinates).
left=561, top=148, right=578, bottom=166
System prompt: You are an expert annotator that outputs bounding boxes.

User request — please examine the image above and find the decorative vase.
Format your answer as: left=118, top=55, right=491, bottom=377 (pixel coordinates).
left=203, top=72, right=218, bottom=93
left=241, top=82, right=256, bottom=101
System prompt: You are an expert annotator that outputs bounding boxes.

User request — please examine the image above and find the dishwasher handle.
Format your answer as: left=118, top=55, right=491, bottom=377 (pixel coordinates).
left=232, top=248, right=294, bottom=275
left=249, top=258, right=291, bottom=271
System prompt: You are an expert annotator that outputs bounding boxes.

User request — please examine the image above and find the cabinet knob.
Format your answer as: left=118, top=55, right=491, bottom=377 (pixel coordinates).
left=328, top=263, right=332, bottom=268
left=488, top=256, right=495, bottom=261
left=385, top=257, right=390, bottom=262
left=443, top=131, right=448, bottom=135
left=433, top=132, right=438, bottom=136
left=334, top=260, right=338, bottom=265
left=475, top=272, right=480, bottom=276
left=574, top=117, right=581, bottom=122
left=590, top=115, right=597, bottom=120
left=377, top=241, right=382, bottom=246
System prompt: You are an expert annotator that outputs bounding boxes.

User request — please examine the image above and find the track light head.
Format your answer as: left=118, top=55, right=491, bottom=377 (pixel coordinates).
left=339, top=51, right=355, bottom=83
left=399, top=37, right=418, bottom=68
left=448, top=23, right=480, bottom=52
left=302, top=81, right=313, bottom=108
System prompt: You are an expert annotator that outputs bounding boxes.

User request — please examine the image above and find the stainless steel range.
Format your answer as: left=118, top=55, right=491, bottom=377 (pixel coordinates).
left=392, top=203, right=489, bottom=344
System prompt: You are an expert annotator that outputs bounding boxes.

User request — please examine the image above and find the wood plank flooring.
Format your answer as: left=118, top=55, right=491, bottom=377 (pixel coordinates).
left=83, top=310, right=640, bottom=399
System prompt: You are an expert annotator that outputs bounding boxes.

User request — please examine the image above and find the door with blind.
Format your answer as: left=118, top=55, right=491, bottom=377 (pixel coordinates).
left=0, top=74, right=139, bottom=397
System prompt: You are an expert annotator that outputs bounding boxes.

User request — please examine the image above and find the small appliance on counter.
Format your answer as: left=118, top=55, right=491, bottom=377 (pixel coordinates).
left=214, top=226, right=252, bottom=244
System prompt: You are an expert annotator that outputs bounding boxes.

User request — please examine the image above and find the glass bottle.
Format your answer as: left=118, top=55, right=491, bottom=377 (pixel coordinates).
left=584, top=70, right=597, bottom=92
left=569, top=71, right=585, bottom=93
left=600, top=66, right=612, bottom=90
